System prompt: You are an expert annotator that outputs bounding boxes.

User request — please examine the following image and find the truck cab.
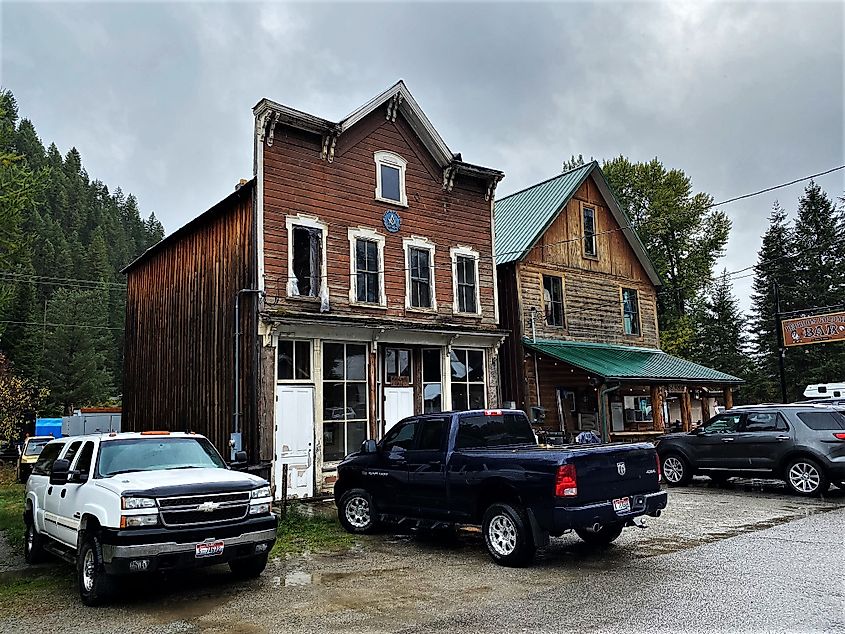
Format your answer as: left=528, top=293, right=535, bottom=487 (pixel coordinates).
left=23, top=431, right=277, bottom=605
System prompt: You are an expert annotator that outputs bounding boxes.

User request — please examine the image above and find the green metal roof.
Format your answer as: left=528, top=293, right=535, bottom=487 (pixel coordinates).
left=493, top=162, right=662, bottom=286
left=494, top=162, right=595, bottom=265
left=524, top=339, right=743, bottom=384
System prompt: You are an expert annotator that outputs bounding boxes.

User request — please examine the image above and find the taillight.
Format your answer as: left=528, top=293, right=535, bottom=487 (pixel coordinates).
left=555, top=464, right=577, bottom=497
left=656, top=454, right=662, bottom=481
left=834, top=433, right=845, bottom=440
left=484, top=409, right=503, bottom=416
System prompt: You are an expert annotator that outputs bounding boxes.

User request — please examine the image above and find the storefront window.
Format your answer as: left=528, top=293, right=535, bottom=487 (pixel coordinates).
left=422, top=348, right=442, bottom=413
left=385, top=348, right=411, bottom=384
left=450, top=348, right=486, bottom=411
left=323, top=342, right=368, bottom=461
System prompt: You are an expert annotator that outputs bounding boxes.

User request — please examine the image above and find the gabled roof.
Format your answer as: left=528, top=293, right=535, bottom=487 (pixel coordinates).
left=253, top=80, right=503, bottom=180
left=493, top=161, right=661, bottom=286
left=524, top=339, right=743, bottom=384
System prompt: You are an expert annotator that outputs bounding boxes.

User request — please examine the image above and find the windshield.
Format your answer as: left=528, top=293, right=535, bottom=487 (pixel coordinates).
left=97, top=437, right=226, bottom=477
left=24, top=439, right=51, bottom=456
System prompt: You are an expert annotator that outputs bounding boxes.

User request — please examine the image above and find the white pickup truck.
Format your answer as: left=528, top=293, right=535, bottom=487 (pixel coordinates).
left=24, top=431, right=277, bottom=605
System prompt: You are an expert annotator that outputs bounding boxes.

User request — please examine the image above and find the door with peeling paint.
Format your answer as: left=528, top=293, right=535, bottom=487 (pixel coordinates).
left=275, top=385, right=315, bottom=499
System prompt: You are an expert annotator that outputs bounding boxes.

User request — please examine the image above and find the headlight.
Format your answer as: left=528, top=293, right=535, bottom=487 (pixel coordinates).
left=250, top=486, right=271, bottom=499
left=249, top=503, right=271, bottom=515
left=120, top=514, right=159, bottom=528
left=122, top=497, right=157, bottom=510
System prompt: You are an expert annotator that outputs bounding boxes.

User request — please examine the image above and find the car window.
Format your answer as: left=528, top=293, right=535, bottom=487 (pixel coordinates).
left=381, top=421, right=417, bottom=452
left=797, top=411, right=845, bottom=431
left=63, top=441, right=82, bottom=464
left=455, top=413, right=536, bottom=449
left=31, top=442, right=65, bottom=477
left=415, top=418, right=449, bottom=451
left=73, top=442, right=95, bottom=476
left=743, top=412, right=788, bottom=432
left=702, top=414, right=743, bottom=434
left=24, top=439, right=50, bottom=457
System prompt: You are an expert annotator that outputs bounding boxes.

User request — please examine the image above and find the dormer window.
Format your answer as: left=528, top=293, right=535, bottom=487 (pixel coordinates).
left=374, top=151, right=408, bottom=206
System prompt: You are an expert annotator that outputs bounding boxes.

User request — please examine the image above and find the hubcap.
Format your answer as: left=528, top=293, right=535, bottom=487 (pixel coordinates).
left=663, top=457, right=684, bottom=483
left=487, top=514, right=517, bottom=556
left=82, top=549, right=95, bottom=592
left=345, top=496, right=371, bottom=529
left=26, top=526, right=33, bottom=553
left=788, top=462, right=820, bottom=493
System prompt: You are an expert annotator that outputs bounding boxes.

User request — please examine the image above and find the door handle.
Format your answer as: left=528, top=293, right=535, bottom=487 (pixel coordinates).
left=47, top=486, right=53, bottom=495
left=721, top=437, right=735, bottom=442
left=776, top=436, right=790, bottom=441
left=60, top=489, right=66, bottom=498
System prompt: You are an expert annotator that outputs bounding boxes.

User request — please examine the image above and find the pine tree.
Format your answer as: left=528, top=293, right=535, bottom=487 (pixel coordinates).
left=697, top=271, right=750, bottom=382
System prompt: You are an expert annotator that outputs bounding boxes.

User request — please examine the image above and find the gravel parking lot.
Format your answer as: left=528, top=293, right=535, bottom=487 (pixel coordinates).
left=1, top=479, right=843, bottom=633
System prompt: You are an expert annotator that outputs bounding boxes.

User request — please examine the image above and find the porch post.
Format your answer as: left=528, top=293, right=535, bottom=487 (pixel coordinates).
left=680, top=388, right=693, bottom=432
left=369, top=343, right=378, bottom=439
left=700, top=389, right=712, bottom=422
left=723, top=386, right=734, bottom=410
left=650, top=385, right=664, bottom=432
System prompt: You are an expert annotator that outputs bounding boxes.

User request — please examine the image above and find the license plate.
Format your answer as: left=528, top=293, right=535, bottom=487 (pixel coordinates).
left=613, top=497, right=631, bottom=513
left=195, top=540, right=224, bottom=558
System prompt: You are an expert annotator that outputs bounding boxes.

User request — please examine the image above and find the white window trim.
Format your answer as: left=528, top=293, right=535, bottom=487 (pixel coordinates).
left=274, top=337, right=314, bottom=384
left=403, top=236, right=437, bottom=311
left=450, top=246, right=482, bottom=316
left=374, top=150, right=408, bottom=207
left=285, top=214, right=328, bottom=299
left=348, top=227, right=387, bottom=308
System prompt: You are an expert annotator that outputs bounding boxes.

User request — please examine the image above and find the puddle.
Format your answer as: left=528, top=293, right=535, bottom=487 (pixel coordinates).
left=278, top=566, right=404, bottom=587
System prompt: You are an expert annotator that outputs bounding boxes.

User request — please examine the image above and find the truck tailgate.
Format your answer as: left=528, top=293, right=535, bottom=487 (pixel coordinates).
left=567, top=443, right=660, bottom=503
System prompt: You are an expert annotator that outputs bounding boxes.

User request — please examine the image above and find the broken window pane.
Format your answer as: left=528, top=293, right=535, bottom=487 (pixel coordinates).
left=292, top=226, right=321, bottom=297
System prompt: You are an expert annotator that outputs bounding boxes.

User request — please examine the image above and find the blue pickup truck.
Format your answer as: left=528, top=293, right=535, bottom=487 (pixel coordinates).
left=335, top=409, right=667, bottom=566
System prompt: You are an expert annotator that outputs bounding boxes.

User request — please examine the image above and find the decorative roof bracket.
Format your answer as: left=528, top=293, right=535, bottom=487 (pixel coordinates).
left=266, top=111, right=280, bottom=147
left=385, top=92, right=403, bottom=122
left=485, top=175, right=503, bottom=202
left=321, top=129, right=341, bottom=162
left=257, top=109, right=275, bottom=142
left=442, top=165, right=457, bottom=192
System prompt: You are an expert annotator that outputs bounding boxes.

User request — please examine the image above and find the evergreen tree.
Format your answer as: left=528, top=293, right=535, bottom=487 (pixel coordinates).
left=697, top=270, right=750, bottom=385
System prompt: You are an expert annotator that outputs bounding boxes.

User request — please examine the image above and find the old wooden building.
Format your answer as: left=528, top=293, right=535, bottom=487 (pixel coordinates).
left=494, top=162, right=742, bottom=442
left=123, top=81, right=505, bottom=498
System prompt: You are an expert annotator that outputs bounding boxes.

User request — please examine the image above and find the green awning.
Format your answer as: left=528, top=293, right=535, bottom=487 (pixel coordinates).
left=524, top=339, right=743, bottom=384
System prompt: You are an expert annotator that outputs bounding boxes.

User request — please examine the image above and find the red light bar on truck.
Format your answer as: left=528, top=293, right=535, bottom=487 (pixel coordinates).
left=484, top=410, right=503, bottom=416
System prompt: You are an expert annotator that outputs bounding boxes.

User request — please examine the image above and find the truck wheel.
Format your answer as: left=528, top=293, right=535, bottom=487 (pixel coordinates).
left=661, top=454, right=692, bottom=486
left=482, top=503, right=536, bottom=567
left=229, top=553, right=269, bottom=579
left=23, top=516, right=45, bottom=564
left=575, top=522, right=624, bottom=546
left=338, top=488, right=379, bottom=534
left=78, top=534, right=117, bottom=606
left=785, top=457, right=829, bottom=497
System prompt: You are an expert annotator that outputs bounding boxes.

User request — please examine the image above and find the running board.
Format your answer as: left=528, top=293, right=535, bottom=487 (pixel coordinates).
left=43, top=539, right=76, bottom=564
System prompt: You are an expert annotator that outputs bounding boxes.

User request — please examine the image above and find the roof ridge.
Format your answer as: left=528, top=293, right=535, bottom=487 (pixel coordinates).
left=495, top=160, right=596, bottom=204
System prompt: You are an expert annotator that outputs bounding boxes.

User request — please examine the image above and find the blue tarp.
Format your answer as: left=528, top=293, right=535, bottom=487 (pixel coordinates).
left=35, top=417, right=62, bottom=438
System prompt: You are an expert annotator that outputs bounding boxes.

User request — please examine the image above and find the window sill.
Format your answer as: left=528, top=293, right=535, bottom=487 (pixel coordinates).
left=406, top=306, right=438, bottom=314
left=286, top=294, right=322, bottom=303
left=349, top=301, right=388, bottom=310
left=452, top=311, right=483, bottom=319
left=375, top=195, right=408, bottom=208
left=582, top=254, right=600, bottom=261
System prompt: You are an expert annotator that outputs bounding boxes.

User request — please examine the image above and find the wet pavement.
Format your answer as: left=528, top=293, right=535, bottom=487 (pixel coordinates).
left=1, top=478, right=843, bottom=633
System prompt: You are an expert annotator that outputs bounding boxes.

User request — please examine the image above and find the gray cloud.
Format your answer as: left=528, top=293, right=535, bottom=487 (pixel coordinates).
left=3, top=1, right=843, bottom=310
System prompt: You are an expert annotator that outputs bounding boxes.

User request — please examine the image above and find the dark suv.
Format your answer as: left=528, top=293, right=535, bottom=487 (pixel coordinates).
left=656, top=405, right=845, bottom=496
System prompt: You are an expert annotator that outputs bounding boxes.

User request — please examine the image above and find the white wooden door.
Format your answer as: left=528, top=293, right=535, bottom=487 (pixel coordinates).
left=275, top=386, right=315, bottom=499
left=384, top=387, right=415, bottom=434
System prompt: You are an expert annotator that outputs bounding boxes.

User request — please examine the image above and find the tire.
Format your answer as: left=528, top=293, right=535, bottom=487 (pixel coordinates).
left=661, top=453, right=692, bottom=486
left=23, top=515, right=45, bottom=564
left=78, top=534, right=117, bottom=606
left=338, top=488, right=379, bottom=534
left=481, top=503, right=536, bottom=567
left=784, top=457, right=829, bottom=497
left=229, top=553, right=269, bottom=579
left=575, top=522, right=624, bottom=546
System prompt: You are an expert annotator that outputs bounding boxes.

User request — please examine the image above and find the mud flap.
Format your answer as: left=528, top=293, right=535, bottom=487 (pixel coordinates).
left=526, top=508, right=550, bottom=548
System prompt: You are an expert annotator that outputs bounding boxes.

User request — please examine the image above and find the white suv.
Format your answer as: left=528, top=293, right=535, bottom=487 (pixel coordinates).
left=24, top=431, right=277, bottom=605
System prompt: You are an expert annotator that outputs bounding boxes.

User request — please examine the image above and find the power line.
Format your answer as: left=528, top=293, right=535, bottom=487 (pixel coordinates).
left=0, top=319, right=123, bottom=331
left=0, top=271, right=125, bottom=288
left=711, top=165, right=845, bottom=207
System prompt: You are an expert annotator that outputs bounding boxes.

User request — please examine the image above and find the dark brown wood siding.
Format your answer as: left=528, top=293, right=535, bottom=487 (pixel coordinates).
left=122, top=184, right=261, bottom=461
left=262, top=107, right=499, bottom=330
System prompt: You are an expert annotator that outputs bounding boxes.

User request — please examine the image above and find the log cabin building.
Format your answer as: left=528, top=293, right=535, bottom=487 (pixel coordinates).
left=123, top=81, right=506, bottom=498
left=494, top=162, right=742, bottom=442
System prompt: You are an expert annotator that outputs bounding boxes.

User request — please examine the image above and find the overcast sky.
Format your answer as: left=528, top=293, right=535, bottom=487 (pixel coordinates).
left=3, top=1, right=843, bottom=310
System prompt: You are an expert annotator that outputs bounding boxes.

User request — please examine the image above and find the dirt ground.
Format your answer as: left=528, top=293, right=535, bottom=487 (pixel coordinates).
left=1, top=478, right=843, bottom=633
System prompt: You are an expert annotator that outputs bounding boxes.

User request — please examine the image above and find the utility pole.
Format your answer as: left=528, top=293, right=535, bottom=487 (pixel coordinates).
left=773, top=282, right=788, bottom=403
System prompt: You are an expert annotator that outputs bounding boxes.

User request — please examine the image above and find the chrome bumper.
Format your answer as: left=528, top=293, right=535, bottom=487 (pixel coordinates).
left=101, top=528, right=278, bottom=562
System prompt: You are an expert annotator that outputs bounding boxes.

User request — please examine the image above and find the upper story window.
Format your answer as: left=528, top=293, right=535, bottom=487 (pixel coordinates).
left=348, top=227, right=386, bottom=307
left=286, top=214, right=327, bottom=300
left=374, top=150, right=408, bottom=207
left=451, top=247, right=480, bottom=316
left=622, top=287, right=641, bottom=336
left=404, top=237, right=436, bottom=310
left=543, top=275, right=565, bottom=327
left=582, top=205, right=597, bottom=258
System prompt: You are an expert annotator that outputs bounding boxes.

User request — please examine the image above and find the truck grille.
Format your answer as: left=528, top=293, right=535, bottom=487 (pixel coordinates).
left=157, top=491, right=250, bottom=528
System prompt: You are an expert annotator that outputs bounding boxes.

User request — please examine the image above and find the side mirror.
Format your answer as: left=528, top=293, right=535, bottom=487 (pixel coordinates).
left=50, top=458, right=70, bottom=485
left=234, top=450, right=248, bottom=464
left=361, top=439, right=377, bottom=454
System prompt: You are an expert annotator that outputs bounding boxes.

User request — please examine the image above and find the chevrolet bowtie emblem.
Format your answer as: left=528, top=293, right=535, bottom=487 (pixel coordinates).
left=197, top=501, right=220, bottom=513
left=617, top=462, right=626, bottom=476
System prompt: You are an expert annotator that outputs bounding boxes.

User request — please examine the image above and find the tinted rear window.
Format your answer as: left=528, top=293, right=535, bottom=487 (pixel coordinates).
left=797, top=411, right=845, bottom=431
left=31, top=442, right=65, bottom=476
left=455, top=414, right=536, bottom=449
